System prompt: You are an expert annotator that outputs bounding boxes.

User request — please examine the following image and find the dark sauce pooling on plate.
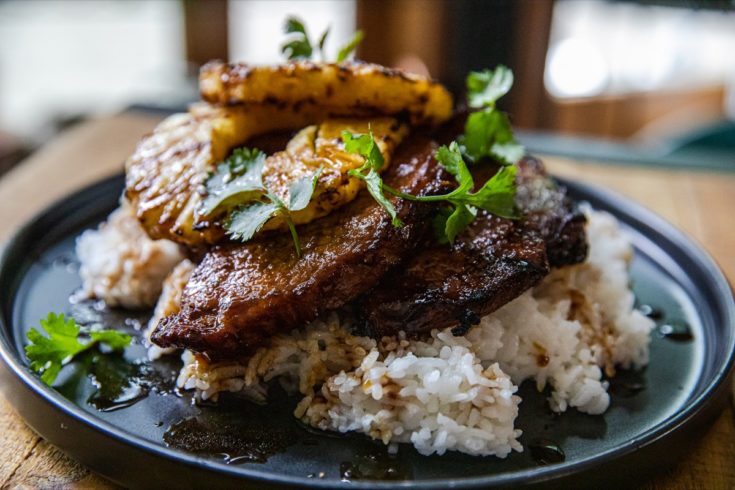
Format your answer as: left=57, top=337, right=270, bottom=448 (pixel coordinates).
left=637, top=303, right=693, bottom=342
left=339, top=447, right=412, bottom=481
left=163, top=387, right=303, bottom=464
left=608, top=378, right=646, bottom=398
left=638, top=304, right=664, bottom=321
left=164, top=416, right=294, bottom=464
left=528, top=439, right=565, bottom=465
left=659, top=321, right=693, bottom=342
left=86, top=356, right=149, bottom=412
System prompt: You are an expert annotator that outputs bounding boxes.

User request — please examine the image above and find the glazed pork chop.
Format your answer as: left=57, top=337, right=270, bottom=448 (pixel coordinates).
left=150, top=135, right=450, bottom=359
left=359, top=157, right=588, bottom=338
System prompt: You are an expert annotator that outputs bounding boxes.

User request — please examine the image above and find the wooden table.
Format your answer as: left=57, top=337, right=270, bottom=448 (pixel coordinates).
left=0, top=113, right=733, bottom=489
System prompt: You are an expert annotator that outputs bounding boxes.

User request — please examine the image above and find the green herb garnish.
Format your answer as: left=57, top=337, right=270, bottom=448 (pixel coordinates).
left=466, top=66, right=514, bottom=109
left=336, top=30, right=365, bottom=62
left=25, top=313, right=131, bottom=386
left=281, top=16, right=363, bottom=62
left=462, top=65, right=524, bottom=165
left=200, top=147, right=267, bottom=216
left=342, top=130, right=402, bottom=227
left=227, top=168, right=322, bottom=257
left=341, top=136, right=519, bottom=244
left=282, top=17, right=315, bottom=60
left=202, top=146, right=321, bottom=257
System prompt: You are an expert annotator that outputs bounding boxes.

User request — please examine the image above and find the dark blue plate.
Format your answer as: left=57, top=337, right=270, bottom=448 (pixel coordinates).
left=0, top=174, right=733, bottom=489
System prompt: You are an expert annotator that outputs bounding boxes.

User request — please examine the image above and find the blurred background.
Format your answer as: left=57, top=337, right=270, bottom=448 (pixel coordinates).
left=0, top=0, right=733, bottom=173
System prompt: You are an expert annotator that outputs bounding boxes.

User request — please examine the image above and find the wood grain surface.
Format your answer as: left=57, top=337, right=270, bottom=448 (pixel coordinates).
left=0, top=113, right=732, bottom=489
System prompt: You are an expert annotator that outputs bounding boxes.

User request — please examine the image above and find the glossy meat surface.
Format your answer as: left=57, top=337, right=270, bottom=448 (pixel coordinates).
left=359, top=157, right=588, bottom=338
left=151, top=135, right=449, bottom=358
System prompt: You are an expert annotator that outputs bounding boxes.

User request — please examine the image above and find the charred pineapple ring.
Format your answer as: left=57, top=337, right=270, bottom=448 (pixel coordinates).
left=200, top=61, right=453, bottom=127
left=125, top=104, right=407, bottom=247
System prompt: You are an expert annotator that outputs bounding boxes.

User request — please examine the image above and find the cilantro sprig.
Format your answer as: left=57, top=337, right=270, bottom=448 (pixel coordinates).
left=200, top=146, right=322, bottom=257
left=341, top=136, right=518, bottom=244
left=25, top=313, right=131, bottom=386
left=227, top=168, right=322, bottom=257
left=462, top=65, right=524, bottom=165
left=422, top=143, right=518, bottom=244
left=281, top=16, right=363, bottom=62
left=342, top=130, right=402, bottom=227
left=338, top=66, right=524, bottom=244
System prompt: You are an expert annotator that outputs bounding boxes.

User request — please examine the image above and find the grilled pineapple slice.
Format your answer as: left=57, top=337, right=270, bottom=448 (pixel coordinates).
left=253, top=117, right=408, bottom=233
left=200, top=61, right=453, bottom=127
left=125, top=104, right=407, bottom=248
left=125, top=103, right=327, bottom=246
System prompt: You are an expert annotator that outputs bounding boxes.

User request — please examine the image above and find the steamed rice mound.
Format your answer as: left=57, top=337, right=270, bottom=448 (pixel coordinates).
left=172, top=209, right=655, bottom=457
left=75, top=203, right=184, bottom=309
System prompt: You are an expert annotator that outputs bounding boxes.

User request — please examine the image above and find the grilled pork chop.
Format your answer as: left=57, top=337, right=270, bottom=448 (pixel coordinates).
left=359, top=156, right=588, bottom=338
left=151, top=135, right=450, bottom=359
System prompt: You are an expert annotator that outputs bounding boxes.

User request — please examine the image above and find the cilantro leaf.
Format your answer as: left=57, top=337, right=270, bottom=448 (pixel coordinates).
left=432, top=207, right=453, bottom=245
left=433, top=142, right=517, bottom=241
left=336, top=30, right=364, bottom=62
left=201, top=148, right=266, bottom=216
left=466, top=66, right=514, bottom=109
left=284, top=16, right=308, bottom=36
left=282, top=16, right=313, bottom=59
left=288, top=168, right=323, bottom=211
left=281, top=16, right=361, bottom=63
left=281, top=17, right=364, bottom=63
left=226, top=201, right=280, bottom=242
left=317, top=27, right=330, bottom=61
left=342, top=130, right=384, bottom=170
left=223, top=164, right=323, bottom=258
left=435, top=142, right=474, bottom=198
left=364, top=169, right=402, bottom=227
left=463, top=164, right=519, bottom=219
left=434, top=143, right=465, bottom=177
left=462, top=65, right=525, bottom=165
left=444, top=203, right=477, bottom=245
left=284, top=168, right=323, bottom=257
left=25, top=313, right=131, bottom=386
left=490, top=141, right=525, bottom=166
left=342, top=130, right=401, bottom=226
left=463, top=108, right=523, bottom=165
left=341, top=131, right=518, bottom=244
left=90, top=330, right=133, bottom=350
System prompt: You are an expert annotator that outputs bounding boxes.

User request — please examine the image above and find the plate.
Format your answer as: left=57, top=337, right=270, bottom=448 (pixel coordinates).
left=0, top=174, right=733, bottom=489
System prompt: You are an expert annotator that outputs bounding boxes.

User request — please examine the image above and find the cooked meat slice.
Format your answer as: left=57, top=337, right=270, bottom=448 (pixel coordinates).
left=359, top=157, right=588, bottom=338
left=199, top=61, right=453, bottom=126
left=515, top=157, right=588, bottom=267
left=125, top=105, right=406, bottom=247
left=150, top=135, right=449, bottom=359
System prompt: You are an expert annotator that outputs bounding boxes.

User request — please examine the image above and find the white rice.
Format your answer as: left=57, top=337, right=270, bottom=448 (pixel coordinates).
left=168, top=209, right=655, bottom=457
left=299, top=347, right=522, bottom=457
left=75, top=203, right=184, bottom=309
